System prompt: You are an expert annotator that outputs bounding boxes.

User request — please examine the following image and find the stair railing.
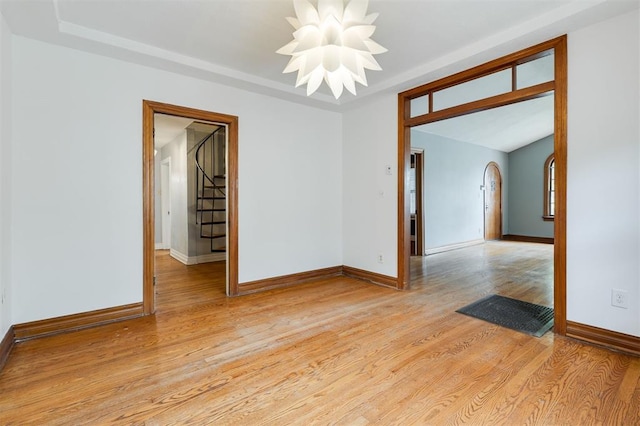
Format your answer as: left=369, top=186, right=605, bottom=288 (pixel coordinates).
left=194, top=127, right=225, bottom=199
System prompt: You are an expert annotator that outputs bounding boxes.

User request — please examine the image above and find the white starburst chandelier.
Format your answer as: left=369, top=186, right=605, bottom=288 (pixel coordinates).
left=277, top=0, right=387, bottom=99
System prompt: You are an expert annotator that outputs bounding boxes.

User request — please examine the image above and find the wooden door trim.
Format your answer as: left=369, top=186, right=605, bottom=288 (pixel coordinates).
left=552, top=38, right=567, bottom=335
left=143, top=100, right=240, bottom=314
left=483, top=162, right=503, bottom=240
left=398, top=36, right=567, bottom=335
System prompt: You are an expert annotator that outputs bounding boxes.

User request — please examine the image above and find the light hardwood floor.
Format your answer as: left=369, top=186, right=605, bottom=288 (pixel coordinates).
left=1, top=242, right=638, bottom=424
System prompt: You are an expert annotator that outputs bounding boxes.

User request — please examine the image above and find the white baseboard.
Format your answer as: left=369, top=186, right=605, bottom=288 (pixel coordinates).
left=155, top=243, right=165, bottom=250
left=191, top=253, right=226, bottom=264
left=425, top=239, right=484, bottom=256
left=170, top=249, right=225, bottom=265
left=169, top=249, right=189, bottom=264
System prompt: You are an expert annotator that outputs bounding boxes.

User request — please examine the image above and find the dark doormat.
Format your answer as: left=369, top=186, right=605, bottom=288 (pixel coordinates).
left=456, top=294, right=554, bottom=337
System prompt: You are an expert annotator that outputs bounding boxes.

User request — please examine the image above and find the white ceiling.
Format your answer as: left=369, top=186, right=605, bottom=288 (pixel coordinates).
left=154, top=114, right=193, bottom=149
left=2, top=0, right=638, bottom=107
left=1, top=0, right=638, bottom=150
left=154, top=114, right=223, bottom=149
left=415, top=95, right=554, bottom=152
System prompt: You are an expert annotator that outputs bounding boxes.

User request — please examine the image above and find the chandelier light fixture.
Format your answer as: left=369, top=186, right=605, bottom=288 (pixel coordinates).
left=277, top=0, right=387, bottom=99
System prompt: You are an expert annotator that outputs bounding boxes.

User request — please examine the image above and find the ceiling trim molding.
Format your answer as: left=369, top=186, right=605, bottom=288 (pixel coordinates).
left=56, top=18, right=340, bottom=105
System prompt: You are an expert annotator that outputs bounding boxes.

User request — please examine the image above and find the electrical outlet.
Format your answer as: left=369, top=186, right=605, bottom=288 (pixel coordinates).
left=611, top=289, right=628, bottom=309
left=377, top=254, right=384, bottom=264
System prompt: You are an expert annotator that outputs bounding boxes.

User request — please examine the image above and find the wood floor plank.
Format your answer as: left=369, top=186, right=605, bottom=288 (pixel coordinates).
left=1, top=242, right=638, bottom=424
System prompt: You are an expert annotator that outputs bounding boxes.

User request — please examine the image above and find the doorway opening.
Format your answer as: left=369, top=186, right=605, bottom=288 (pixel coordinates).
left=143, top=100, right=239, bottom=315
left=411, top=95, right=554, bottom=252
left=159, top=157, right=171, bottom=250
left=398, top=36, right=567, bottom=334
left=410, top=149, right=424, bottom=256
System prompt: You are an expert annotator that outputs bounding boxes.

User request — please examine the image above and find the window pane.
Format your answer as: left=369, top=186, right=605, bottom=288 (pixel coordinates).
left=517, top=52, right=554, bottom=89
left=432, top=69, right=512, bottom=111
left=410, top=94, right=429, bottom=118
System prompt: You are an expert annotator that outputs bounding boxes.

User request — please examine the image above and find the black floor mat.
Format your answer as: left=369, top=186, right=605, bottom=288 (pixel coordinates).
left=456, top=294, right=554, bottom=337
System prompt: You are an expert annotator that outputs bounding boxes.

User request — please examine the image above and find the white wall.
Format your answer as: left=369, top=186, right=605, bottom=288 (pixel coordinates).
left=0, top=13, right=12, bottom=339
left=508, top=135, right=554, bottom=238
left=567, top=9, right=640, bottom=336
left=342, top=94, right=397, bottom=277
left=411, top=131, right=508, bottom=249
left=161, top=132, right=188, bottom=258
left=11, top=36, right=342, bottom=324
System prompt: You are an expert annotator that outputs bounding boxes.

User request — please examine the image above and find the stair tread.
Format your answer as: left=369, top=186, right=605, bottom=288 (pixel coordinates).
left=211, top=248, right=226, bottom=253
left=200, top=221, right=226, bottom=225
left=197, top=208, right=226, bottom=212
left=203, top=185, right=226, bottom=189
left=200, top=234, right=226, bottom=239
left=198, top=196, right=225, bottom=200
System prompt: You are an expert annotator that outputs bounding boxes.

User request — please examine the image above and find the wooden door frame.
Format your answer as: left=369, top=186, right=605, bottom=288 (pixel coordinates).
left=483, top=162, right=502, bottom=241
left=398, top=36, right=567, bottom=335
left=143, top=100, right=240, bottom=314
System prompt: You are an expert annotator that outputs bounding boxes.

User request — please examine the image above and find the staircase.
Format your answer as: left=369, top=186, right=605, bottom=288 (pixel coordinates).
left=194, top=127, right=226, bottom=253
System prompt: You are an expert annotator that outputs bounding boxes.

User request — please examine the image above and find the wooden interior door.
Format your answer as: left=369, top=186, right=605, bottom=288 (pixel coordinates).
left=483, top=162, right=502, bottom=240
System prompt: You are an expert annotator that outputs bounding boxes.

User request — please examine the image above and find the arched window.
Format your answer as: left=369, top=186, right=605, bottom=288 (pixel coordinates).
left=543, top=153, right=555, bottom=220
